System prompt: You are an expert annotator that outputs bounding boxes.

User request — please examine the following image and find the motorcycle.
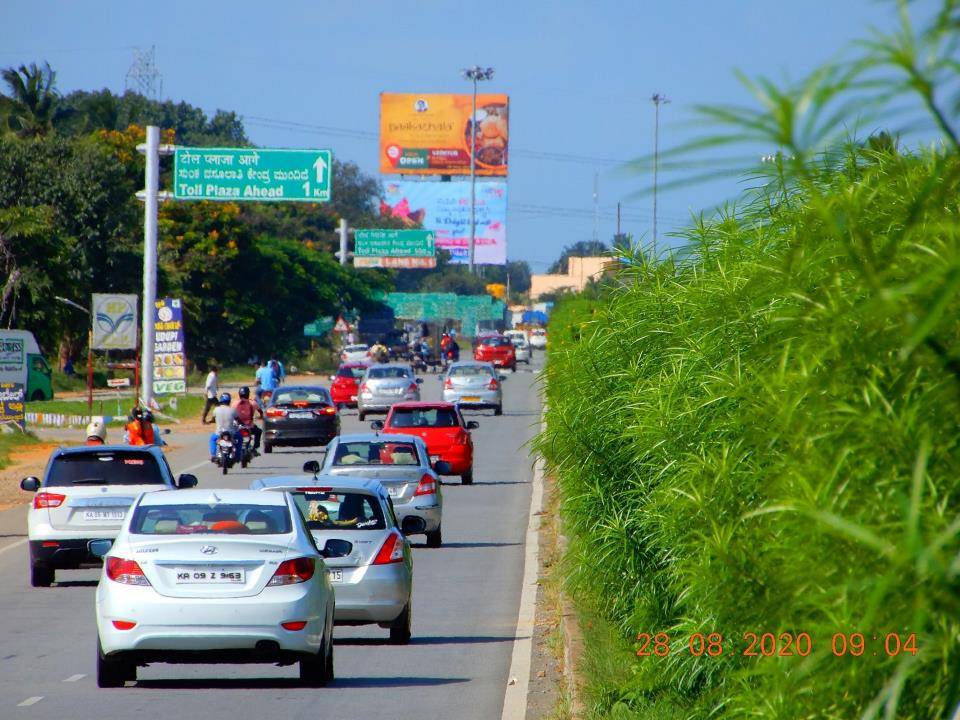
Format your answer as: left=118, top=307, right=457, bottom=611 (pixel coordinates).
left=215, top=431, right=237, bottom=475
left=238, top=427, right=255, bottom=469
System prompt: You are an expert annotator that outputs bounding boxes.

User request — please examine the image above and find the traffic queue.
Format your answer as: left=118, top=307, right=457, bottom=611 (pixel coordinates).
left=18, top=330, right=523, bottom=688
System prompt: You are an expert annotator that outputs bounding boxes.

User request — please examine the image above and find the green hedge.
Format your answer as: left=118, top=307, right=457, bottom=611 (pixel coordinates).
left=537, top=147, right=960, bottom=717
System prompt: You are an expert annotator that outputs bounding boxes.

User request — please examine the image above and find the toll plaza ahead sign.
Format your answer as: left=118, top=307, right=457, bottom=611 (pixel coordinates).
left=174, top=148, right=332, bottom=202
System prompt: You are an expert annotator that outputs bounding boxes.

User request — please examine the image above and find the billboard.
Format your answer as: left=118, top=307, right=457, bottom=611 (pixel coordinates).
left=152, top=298, right=187, bottom=395
left=91, top=294, right=138, bottom=350
left=380, top=93, right=509, bottom=176
left=381, top=181, right=507, bottom=265
left=0, top=381, right=25, bottom=430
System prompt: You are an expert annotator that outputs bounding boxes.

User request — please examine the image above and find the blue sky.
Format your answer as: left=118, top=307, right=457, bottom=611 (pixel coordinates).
left=0, top=1, right=933, bottom=270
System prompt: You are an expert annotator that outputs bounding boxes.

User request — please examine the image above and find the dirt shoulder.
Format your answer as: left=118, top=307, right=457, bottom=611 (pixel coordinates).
left=0, top=439, right=58, bottom=511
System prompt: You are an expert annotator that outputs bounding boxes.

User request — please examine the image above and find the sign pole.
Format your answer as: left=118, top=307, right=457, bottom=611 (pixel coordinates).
left=468, top=78, right=477, bottom=275
left=140, top=125, right=160, bottom=408
left=339, top=218, right=348, bottom=267
left=87, top=329, right=93, bottom=412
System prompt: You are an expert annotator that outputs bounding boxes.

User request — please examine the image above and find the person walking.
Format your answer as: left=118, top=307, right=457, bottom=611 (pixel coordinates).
left=201, top=365, right=219, bottom=424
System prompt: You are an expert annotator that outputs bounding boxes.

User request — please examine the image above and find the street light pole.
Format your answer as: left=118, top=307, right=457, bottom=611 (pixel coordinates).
left=54, top=295, right=93, bottom=412
left=651, top=93, right=669, bottom=261
left=461, top=65, right=494, bottom=275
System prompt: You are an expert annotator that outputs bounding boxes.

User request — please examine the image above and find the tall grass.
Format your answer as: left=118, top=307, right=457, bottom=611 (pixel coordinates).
left=538, top=3, right=960, bottom=717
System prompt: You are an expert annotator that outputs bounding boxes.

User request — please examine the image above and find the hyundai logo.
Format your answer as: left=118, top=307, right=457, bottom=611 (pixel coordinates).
left=200, top=545, right=218, bottom=555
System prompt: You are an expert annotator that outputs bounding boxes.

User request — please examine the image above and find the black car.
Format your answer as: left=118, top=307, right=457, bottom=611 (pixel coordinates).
left=263, top=386, right=340, bottom=453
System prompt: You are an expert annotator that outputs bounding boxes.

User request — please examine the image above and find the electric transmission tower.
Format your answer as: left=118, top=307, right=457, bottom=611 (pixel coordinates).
left=125, top=46, right=163, bottom=100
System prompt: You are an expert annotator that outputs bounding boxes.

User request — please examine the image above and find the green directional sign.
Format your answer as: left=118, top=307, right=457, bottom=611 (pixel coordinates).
left=354, top=229, right=435, bottom=257
left=303, top=317, right=334, bottom=337
left=174, top=147, right=332, bottom=202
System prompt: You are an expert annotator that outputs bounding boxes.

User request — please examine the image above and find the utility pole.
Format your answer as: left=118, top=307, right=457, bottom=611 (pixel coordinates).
left=461, top=65, right=495, bottom=275
left=592, top=172, right=599, bottom=246
left=339, top=218, right=348, bottom=266
left=651, top=93, right=669, bottom=261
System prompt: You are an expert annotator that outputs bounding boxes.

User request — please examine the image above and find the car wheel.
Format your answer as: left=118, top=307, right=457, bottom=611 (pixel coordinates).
left=494, top=405, right=503, bottom=416
left=221, top=464, right=228, bottom=475
left=299, top=639, right=331, bottom=686
left=511, top=364, right=516, bottom=373
left=389, top=603, right=412, bottom=644
left=97, top=639, right=133, bottom=688
left=358, top=411, right=366, bottom=422
left=461, top=470, right=474, bottom=486
left=425, top=525, right=442, bottom=548
left=241, top=455, right=249, bottom=469
left=31, top=389, right=46, bottom=401
left=263, top=442, right=272, bottom=454
left=30, top=563, right=54, bottom=587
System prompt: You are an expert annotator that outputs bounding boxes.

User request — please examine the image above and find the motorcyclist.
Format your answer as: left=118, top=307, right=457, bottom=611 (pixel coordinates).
left=369, top=339, right=389, bottom=364
left=233, top=386, right=263, bottom=454
left=209, top=392, right=241, bottom=463
left=125, top=407, right=155, bottom=446
left=84, top=419, right=107, bottom=445
left=143, top=409, right=165, bottom=447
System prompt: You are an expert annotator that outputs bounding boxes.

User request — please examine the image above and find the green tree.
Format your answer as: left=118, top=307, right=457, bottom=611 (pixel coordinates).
left=547, top=239, right=608, bottom=274
left=1, top=62, right=73, bottom=138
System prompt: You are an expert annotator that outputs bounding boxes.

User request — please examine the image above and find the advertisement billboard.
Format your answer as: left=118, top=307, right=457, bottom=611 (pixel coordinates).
left=0, top=381, right=25, bottom=430
left=380, top=93, right=509, bottom=176
left=381, top=181, right=507, bottom=265
left=152, top=298, right=187, bottom=395
left=91, top=294, right=138, bottom=350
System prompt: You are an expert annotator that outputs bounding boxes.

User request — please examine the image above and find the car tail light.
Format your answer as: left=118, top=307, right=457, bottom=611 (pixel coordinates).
left=265, top=407, right=287, bottom=418
left=240, top=428, right=250, bottom=437
left=267, top=557, right=315, bottom=586
left=281, top=620, right=307, bottom=631
left=373, top=532, right=405, bottom=565
left=488, top=378, right=499, bottom=390
left=444, top=378, right=453, bottom=390
left=105, top=557, right=150, bottom=586
left=454, top=431, right=470, bottom=446
left=315, top=406, right=337, bottom=415
left=414, top=473, right=437, bottom=496
left=112, top=620, right=137, bottom=630
left=33, top=492, right=65, bottom=509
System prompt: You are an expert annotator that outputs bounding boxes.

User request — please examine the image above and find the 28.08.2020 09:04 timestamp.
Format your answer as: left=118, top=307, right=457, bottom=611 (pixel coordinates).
left=635, top=631, right=919, bottom=658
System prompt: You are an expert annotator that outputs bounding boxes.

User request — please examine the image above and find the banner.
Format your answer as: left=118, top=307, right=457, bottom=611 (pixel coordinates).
left=380, top=93, right=509, bottom=176
left=0, top=381, right=25, bottom=430
left=91, top=294, right=138, bottom=350
left=381, top=181, right=507, bottom=265
left=153, top=298, right=187, bottom=395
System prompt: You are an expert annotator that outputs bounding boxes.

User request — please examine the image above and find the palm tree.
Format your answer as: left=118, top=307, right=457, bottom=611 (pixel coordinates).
left=1, top=62, right=72, bottom=138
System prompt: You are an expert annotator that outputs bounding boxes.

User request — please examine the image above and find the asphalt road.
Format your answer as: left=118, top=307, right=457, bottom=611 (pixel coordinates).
left=0, top=359, right=543, bottom=719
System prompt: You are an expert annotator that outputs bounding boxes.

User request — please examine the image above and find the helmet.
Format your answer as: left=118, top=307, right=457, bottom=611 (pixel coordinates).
left=219, top=392, right=231, bottom=405
left=238, top=386, right=250, bottom=399
left=85, top=419, right=107, bottom=442
left=130, top=407, right=144, bottom=420
left=142, top=410, right=154, bottom=423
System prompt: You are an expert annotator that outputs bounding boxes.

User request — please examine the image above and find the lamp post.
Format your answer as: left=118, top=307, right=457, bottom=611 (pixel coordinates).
left=461, top=65, right=495, bottom=275
left=651, top=92, right=669, bottom=261
left=55, top=295, right=93, bottom=412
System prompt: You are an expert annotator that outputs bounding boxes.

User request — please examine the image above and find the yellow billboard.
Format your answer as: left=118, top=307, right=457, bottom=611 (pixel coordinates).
left=380, top=93, right=509, bottom=176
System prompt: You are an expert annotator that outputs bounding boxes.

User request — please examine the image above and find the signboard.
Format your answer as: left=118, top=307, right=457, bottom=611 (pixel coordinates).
left=333, top=316, right=350, bottom=333
left=0, top=381, right=25, bottom=430
left=174, top=148, right=332, bottom=202
left=303, top=317, right=334, bottom=337
left=380, top=93, right=509, bottom=176
left=107, top=378, right=131, bottom=388
left=354, top=256, right=437, bottom=269
left=92, top=294, right=138, bottom=350
left=152, top=298, right=187, bottom=395
left=381, top=181, right=507, bottom=265
left=354, top=229, right=435, bottom=258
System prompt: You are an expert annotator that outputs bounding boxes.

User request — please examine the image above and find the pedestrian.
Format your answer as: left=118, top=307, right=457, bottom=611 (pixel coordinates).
left=269, top=354, right=285, bottom=385
left=63, top=357, right=75, bottom=377
left=201, top=365, right=219, bottom=424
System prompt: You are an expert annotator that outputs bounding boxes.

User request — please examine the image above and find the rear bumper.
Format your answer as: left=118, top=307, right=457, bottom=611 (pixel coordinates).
left=434, top=447, right=471, bottom=475
left=264, top=426, right=339, bottom=447
left=358, top=393, right=419, bottom=412
left=392, top=502, right=441, bottom=534
left=30, top=538, right=108, bottom=569
left=331, top=563, right=411, bottom=623
left=442, top=389, right=501, bottom=408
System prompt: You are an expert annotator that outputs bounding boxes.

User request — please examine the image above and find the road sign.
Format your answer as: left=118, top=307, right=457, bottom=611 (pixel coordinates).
left=303, top=317, right=334, bottom=337
left=354, top=256, right=437, bottom=269
left=333, top=316, right=350, bottom=333
left=107, top=378, right=131, bottom=388
left=174, top=148, right=332, bottom=203
left=354, top=229, right=435, bottom=258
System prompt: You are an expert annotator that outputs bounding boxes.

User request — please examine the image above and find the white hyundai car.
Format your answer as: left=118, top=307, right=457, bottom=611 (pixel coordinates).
left=93, top=489, right=335, bottom=687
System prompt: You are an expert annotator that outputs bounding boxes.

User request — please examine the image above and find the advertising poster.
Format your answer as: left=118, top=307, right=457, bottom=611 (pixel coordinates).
left=381, top=181, right=507, bottom=265
left=153, top=298, right=187, bottom=395
left=380, top=93, right=509, bottom=176
left=0, top=381, right=25, bottom=430
left=91, top=294, right=138, bottom=350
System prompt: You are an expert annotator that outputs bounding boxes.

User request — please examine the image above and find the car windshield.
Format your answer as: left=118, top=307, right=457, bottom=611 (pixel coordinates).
left=273, top=388, right=331, bottom=405
left=367, top=367, right=410, bottom=379
left=291, top=490, right=386, bottom=530
left=129, top=503, right=292, bottom=534
left=336, top=366, right=366, bottom=379
left=389, top=407, right=459, bottom=428
left=450, top=365, right=494, bottom=378
left=332, top=441, right=421, bottom=466
left=45, top=452, right=166, bottom=487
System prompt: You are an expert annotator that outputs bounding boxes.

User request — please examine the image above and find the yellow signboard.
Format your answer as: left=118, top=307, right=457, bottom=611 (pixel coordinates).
left=380, top=93, right=509, bottom=176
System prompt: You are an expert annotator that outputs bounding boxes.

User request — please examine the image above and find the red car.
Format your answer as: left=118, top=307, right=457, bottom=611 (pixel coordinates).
left=377, top=402, right=479, bottom=484
left=329, top=362, right=368, bottom=409
left=473, top=334, right=517, bottom=371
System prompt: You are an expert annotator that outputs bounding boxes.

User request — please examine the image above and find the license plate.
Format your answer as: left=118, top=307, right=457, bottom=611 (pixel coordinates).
left=82, top=509, right=126, bottom=522
left=328, top=569, right=343, bottom=583
left=289, top=411, right=313, bottom=419
left=174, top=567, right=245, bottom=584
left=461, top=396, right=481, bottom=402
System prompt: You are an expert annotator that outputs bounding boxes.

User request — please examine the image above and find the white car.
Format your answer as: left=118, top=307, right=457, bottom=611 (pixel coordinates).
left=529, top=328, right=547, bottom=349
left=93, top=488, right=335, bottom=687
left=20, top=445, right=197, bottom=587
left=505, top=333, right=531, bottom=364
left=340, top=344, right=370, bottom=364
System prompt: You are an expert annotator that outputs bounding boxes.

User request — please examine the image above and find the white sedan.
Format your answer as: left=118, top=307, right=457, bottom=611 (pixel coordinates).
left=93, top=489, right=335, bottom=687
left=340, top=344, right=370, bottom=364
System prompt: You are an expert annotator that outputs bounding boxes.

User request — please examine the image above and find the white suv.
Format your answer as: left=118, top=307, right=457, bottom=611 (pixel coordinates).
left=21, top=445, right=197, bottom=587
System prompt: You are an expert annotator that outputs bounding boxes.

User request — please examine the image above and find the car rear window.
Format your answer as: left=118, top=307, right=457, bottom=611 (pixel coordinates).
left=129, top=503, right=292, bottom=534
left=480, top=337, right=511, bottom=347
left=450, top=365, right=494, bottom=378
left=45, top=452, right=166, bottom=487
left=389, top=407, right=459, bottom=428
left=332, top=441, right=421, bottom=466
left=273, top=388, right=332, bottom=405
left=291, top=490, right=386, bottom=531
left=336, top=366, right=366, bottom=379
left=367, top=367, right=410, bottom=379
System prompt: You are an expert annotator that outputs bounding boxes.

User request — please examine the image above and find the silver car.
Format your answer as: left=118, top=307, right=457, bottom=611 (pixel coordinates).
left=441, top=361, right=505, bottom=416
left=317, top=433, right=445, bottom=547
left=357, top=364, right=422, bottom=421
left=251, top=474, right=415, bottom=644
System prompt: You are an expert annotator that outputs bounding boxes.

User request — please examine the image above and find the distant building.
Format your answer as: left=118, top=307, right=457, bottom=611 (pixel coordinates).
left=529, top=256, right=615, bottom=300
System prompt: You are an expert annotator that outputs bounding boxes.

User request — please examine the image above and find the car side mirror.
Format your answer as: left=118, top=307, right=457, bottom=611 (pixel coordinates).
left=20, top=476, right=39, bottom=492
left=302, top=460, right=321, bottom=474
left=162, top=428, right=171, bottom=435
left=370, top=420, right=384, bottom=431
left=416, top=377, right=423, bottom=384
left=401, top=516, right=426, bottom=535
left=88, top=539, right=113, bottom=558
left=433, top=460, right=452, bottom=474
left=321, top=538, right=353, bottom=558
left=177, top=473, right=198, bottom=489
left=466, top=421, right=479, bottom=430
left=499, top=375, right=508, bottom=381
